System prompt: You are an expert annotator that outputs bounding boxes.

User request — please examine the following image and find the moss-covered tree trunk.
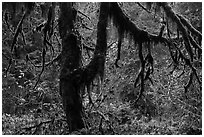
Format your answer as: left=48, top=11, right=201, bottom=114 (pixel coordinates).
left=58, top=2, right=111, bottom=132
left=58, top=3, right=84, bottom=132
left=81, top=3, right=110, bottom=88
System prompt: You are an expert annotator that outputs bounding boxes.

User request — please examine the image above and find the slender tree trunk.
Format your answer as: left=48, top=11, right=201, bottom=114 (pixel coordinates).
left=58, top=3, right=84, bottom=132
left=81, top=2, right=110, bottom=86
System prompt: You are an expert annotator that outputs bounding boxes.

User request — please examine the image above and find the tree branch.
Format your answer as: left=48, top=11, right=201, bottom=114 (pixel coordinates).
left=33, top=48, right=46, bottom=89
left=160, top=2, right=195, bottom=61
left=11, top=12, right=26, bottom=53
left=177, top=14, right=202, bottom=40
left=137, top=2, right=151, bottom=13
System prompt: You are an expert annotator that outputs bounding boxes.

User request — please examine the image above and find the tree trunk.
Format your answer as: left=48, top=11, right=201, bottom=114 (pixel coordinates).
left=58, top=3, right=84, bottom=132
left=58, top=2, right=111, bottom=132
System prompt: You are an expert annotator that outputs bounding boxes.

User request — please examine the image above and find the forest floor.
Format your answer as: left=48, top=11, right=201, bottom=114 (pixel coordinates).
left=2, top=43, right=202, bottom=135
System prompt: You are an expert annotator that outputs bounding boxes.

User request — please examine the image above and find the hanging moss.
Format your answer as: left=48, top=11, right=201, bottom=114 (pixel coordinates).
left=160, top=2, right=195, bottom=61
left=108, top=3, right=151, bottom=44
left=177, top=14, right=202, bottom=40
left=58, top=3, right=84, bottom=132
left=76, top=3, right=109, bottom=104
left=59, top=2, right=201, bottom=120
left=106, top=2, right=201, bottom=103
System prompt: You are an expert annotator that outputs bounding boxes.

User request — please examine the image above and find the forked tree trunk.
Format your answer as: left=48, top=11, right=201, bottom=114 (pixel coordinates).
left=58, top=2, right=110, bottom=132
left=58, top=3, right=84, bottom=132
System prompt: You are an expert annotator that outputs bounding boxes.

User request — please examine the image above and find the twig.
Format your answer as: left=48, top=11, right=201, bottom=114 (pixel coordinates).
left=21, top=30, right=27, bottom=46
left=134, top=42, right=145, bottom=103
left=45, top=39, right=55, bottom=58
left=45, top=53, right=61, bottom=66
left=81, top=23, right=93, bottom=30
left=26, top=55, right=38, bottom=68
left=11, top=12, right=26, bottom=53
left=107, top=41, right=117, bottom=49
left=160, top=2, right=194, bottom=62
left=5, top=59, right=12, bottom=77
left=78, top=10, right=91, bottom=20
left=54, top=32, right=61, bottom=51
left=34, top=53, right=61, bottom=68
left=33, top=48, right=46, bottom=89
left=137, top=2, right=151, bottom=13
left=177, top=14, right=202, bottom=40
left=83, top=44, right=95, bottom=51
left=91, top=110, right=115, bottom=134
left=22, top=119, right=52, bottom=131
left=20, top=118, right=67, bottom=134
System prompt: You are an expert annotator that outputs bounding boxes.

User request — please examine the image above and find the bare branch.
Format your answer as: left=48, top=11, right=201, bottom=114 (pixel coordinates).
left=78, top=10, right=91, bottom=20
left=33, top=48, right=46, bottom=89
left=160, top=2, right=195, bottom=61
left=137, top=2, right=151, bottom=13
left=177, top=14, right=202, bottom=40
left=11, top=12, right=26, bottom=53
left=83, top=44, right=95, bottom=51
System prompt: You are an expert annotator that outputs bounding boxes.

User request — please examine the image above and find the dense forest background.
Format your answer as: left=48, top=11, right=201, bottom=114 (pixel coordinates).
left=2, top=2, right=202, bottom=135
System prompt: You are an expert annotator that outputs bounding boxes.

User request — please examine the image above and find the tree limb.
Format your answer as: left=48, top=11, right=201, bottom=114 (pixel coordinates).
left=33, top=48, right=46, bottom=89
left=177, top=14, right=202, bottom=40
left=11, top=12, right=26, bottom=53
left=137, top=2, right=151, bottom=13
left=160, top=2, right=195, bottom=62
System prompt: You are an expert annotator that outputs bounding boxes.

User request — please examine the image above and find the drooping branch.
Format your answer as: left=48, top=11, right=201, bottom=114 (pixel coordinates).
left=176, top=14, right=202, bottom=40
left=107, top=3, right=168, bottom=102
left=107, top=2, right=201, bottom=102
left=33, top=48, right=46, bottom=89
left=134, top=42, right=145, bottom=102
left=11, top=12, right=26, bottom=53
left=144, top=42, right=154, bottom=83
left=5, top=11, right=27, bottom=76
left=109, top=3, right=150, bottom=43
left=79, top=3, right=110, bottom=90
left=160, top=2, right=195, bottom=61
left=31, top=5, right=57, bottom=89
left=108, top=3, right=171, bottom=44
left=166, top=40, right=201, bottom=93
left=109, top=2, right=201, bottom=63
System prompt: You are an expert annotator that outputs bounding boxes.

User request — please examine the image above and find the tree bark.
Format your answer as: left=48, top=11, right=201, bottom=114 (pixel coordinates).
left=81, top=3, right=110, bottom=85
left=58, top=2, right=111, bottom=132
left=58, top=3, right=84, bottom=132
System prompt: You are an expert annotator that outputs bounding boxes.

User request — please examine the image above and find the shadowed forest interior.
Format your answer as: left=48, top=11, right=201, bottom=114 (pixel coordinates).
left=2, top=2, right=202, bottom=135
